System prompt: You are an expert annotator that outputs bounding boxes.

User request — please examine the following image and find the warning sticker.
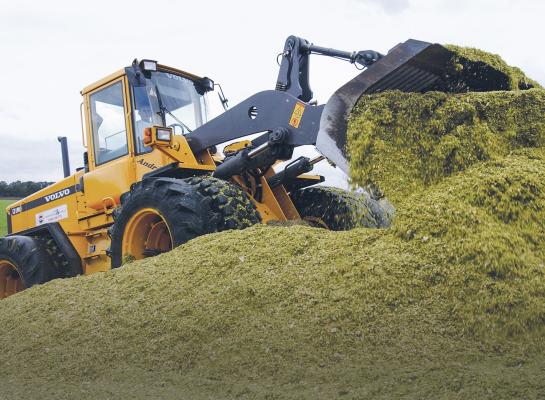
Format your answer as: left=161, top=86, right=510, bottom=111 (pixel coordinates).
left=36, top=204, right=68, bottom=226
left=289, top=102, right=305, bottom=128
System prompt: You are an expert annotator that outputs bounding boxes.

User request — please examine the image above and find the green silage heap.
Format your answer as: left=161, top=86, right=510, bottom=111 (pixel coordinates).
left=0, top=46, right=544, bottom=399
left=1, top=225, right=544, bottom=399
left=346, top=46, right=545, bottom=338
left=346, top=45, right=545, bottom=336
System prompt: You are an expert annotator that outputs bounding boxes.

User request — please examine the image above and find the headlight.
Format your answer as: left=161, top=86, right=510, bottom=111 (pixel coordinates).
left=143, top=127, right=152, bottom=145
left=139, top=59, right=157, bottom=72
left=156, top=128, right=172, bottom=142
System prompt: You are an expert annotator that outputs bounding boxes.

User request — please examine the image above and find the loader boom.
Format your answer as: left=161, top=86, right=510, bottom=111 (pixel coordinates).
left=187, top=37, right=454, bottom=175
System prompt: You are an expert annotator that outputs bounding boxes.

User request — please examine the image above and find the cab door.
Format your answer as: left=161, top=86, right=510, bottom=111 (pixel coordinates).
left=83, top=77, right=136, bottom=211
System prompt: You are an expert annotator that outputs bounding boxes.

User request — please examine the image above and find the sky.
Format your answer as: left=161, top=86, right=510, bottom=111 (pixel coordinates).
left=0, top=0, right=543, bottom=185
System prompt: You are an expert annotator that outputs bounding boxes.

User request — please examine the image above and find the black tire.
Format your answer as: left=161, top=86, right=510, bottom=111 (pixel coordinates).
left=290, top=186, right=394, bottom=230
left=0, top=235, right=58, bottom=297
left=109, top=176, right=260, bottom=268
left=34, top=235, right=72, bottom=278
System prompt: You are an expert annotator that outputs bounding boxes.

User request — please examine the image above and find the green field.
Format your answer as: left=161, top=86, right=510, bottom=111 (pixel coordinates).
left=0, top=199, right=14, bottom=237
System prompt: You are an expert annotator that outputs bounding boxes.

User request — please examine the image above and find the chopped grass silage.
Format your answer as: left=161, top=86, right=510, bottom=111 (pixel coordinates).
left=1, top=224, right=544, bottom=399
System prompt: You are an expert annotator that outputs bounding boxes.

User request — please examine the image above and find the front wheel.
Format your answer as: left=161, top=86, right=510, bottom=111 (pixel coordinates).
left=109, top=176, right=260, bottom=268
left=290, top=186, right=393, bottom=230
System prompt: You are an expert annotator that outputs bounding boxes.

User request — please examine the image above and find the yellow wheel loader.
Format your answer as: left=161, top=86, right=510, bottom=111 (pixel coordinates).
left=1, top=36, right=457, bottom=298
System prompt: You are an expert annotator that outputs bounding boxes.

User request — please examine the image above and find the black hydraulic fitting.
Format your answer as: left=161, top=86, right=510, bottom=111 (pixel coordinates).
left=213, top=150, right=250, bottom=180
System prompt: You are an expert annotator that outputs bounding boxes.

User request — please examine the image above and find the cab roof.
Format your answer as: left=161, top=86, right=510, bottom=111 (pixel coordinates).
left=80, top=63, right=204, bottom=96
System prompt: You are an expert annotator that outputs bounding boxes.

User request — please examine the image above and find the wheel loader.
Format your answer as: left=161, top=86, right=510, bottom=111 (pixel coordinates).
left=0, top=36, right=457, bottom=299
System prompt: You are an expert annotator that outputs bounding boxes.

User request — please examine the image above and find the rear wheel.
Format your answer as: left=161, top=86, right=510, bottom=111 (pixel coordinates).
left=0, top=259, right=21, bottom=299
left=290, top=186, right=393, bottom=230
left=109, top=176, right=260, bottom=267
left=0, top=236, right=58, bottom=299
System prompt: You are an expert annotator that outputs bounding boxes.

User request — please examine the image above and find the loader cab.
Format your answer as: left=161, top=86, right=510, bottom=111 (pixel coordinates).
left=80, top=60, right=213, bottom=211
left=82, top=61, right=211, bottom=168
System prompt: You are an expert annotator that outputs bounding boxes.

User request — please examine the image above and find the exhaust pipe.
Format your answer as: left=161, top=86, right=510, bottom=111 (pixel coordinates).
left=57, top=136, right=71, bottom=178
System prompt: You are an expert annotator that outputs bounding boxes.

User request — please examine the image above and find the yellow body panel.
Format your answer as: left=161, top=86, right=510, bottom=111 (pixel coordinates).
left=8, top=177, right=79, bottom=235
left=223, top=140, right=252, bottom=155
left=81, top=69, right=126, bottom=96
left=84, top=155, right=134, bottom=210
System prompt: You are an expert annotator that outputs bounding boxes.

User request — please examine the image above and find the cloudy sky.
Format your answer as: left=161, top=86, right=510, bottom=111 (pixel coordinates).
left=0, top=0, right=543, bottom=184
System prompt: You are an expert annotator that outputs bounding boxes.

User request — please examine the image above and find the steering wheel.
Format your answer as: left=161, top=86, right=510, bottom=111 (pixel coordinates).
left=167, top=123, right=187, bottom=135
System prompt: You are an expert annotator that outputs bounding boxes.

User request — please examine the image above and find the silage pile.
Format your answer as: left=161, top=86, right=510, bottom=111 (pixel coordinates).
left=1, top=47, right=545, bottom=399
left=347, top=47, right=545, bottom=338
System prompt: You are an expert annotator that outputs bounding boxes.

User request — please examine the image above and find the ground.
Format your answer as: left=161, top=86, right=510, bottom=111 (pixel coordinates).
left=0, top=199, right=14, bottom=237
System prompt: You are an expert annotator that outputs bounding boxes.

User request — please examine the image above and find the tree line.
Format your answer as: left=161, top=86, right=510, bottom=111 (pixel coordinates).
left=0, top=181, right=53, bottom=198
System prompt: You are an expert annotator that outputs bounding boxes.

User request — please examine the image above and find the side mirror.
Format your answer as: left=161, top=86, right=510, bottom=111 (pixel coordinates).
left=143, top=126, right=173, bottom=147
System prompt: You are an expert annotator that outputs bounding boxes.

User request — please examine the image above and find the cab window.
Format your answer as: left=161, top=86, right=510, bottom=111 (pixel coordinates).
left=90, top=81, right=128, bottom=165
left=130, top=71, right=209, bottom=155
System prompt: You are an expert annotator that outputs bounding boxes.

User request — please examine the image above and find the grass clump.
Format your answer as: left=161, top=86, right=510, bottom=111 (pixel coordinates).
left=444, top=45, right=542, bottom=91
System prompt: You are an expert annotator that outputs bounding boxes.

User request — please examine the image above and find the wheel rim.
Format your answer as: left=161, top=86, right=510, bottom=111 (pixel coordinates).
left=0, top=260, right=22, bottom=299
left=122, top=208, right=173, bottom=262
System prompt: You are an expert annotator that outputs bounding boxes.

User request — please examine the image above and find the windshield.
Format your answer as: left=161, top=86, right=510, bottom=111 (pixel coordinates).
left=131, top=71, right=209, bottom=154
